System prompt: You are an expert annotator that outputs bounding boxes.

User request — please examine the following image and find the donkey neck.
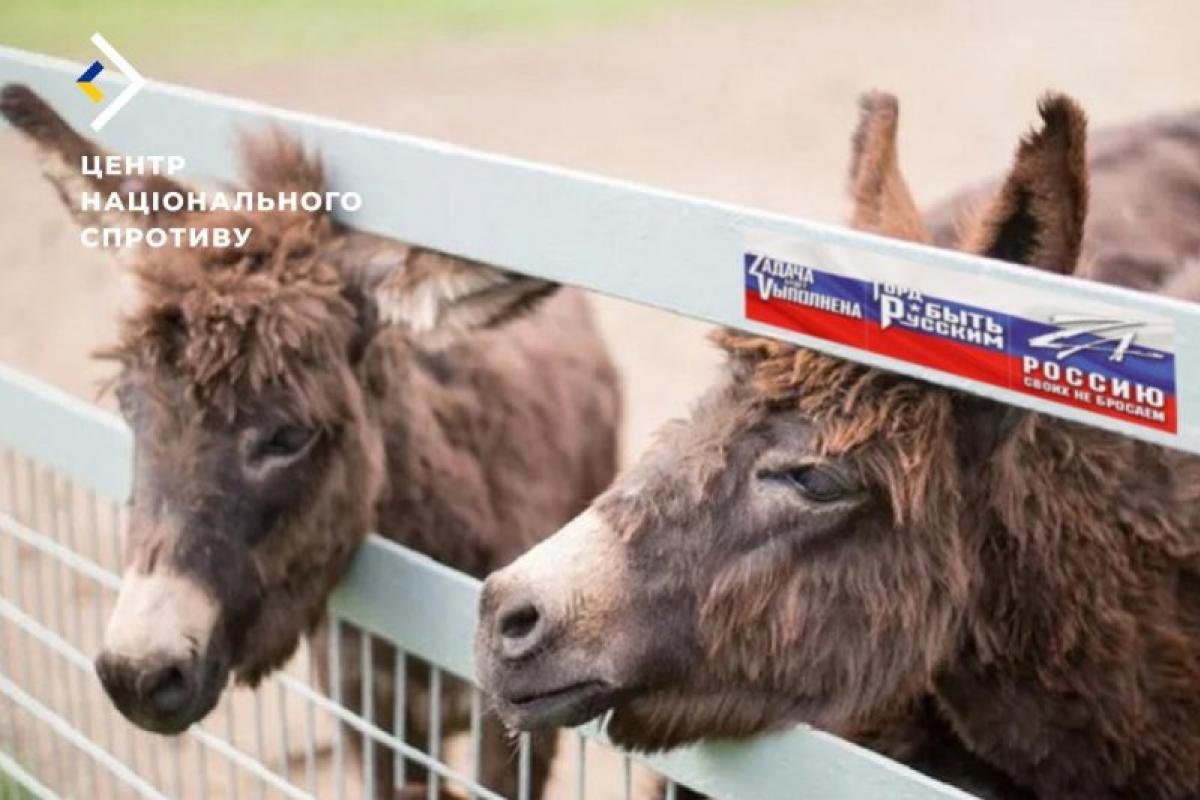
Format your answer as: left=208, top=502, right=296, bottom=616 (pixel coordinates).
left=934, top=416, right=1200, bottom=799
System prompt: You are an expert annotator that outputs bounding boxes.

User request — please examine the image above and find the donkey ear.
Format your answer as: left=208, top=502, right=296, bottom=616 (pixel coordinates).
left=960, top=94, right=1088, bottom=273
left=373, top=250, right=558, bottom=346
left=1, top=84, right=192, bottom=236
left=847, top=91, right=930, bottom=243
left=237, top=127, right=326, bottom=201
left=337, top=239, right=557, bottom=353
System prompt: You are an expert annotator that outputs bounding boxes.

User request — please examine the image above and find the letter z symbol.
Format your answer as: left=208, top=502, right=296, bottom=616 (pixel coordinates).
left=1028, top=316, right=1164, bottom=363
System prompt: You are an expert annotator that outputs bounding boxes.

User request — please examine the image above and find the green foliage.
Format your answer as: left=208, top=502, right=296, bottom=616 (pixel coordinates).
left=0, top=766, right=30, bottom=800
left=0, top=0, right=786, bottom=69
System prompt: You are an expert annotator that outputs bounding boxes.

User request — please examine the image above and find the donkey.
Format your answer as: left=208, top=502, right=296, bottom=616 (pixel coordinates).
left=925, top=103, right=1200, bottom=293
left=476, top=93, right=1200, bottom=800
left=1, top=84, right=621, bottom=799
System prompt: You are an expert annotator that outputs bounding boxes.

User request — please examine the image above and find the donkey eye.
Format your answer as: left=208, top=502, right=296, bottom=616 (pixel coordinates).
left=760, top=465, right=850, bottom=503
left=252, top=425, right=318, bottom=463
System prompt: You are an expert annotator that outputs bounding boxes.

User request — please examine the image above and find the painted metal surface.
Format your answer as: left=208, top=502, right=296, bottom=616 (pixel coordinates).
left=0, top=364, right=131, bottom=503
left=1, top=45, right=1198, bottom=454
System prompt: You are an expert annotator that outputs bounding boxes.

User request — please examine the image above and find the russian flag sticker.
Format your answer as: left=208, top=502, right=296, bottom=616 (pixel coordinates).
left=743, top=231, right=1177, bottom=435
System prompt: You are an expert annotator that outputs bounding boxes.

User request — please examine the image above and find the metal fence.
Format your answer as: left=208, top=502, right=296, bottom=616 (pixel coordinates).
left=0, top=365, right=969, bottom=800
left=1, top=38, right=1194, bottom=800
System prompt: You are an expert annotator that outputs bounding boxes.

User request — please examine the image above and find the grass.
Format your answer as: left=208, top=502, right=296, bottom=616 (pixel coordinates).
left=0, top=0, right=787, bottom=70
left=0, top=766, right=30, bottom=800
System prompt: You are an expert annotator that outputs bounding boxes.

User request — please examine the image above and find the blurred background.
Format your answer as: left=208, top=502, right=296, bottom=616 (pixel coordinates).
left=2, top=0, right=1197, bottom=462
left=1, top=2, right=1197, bottom=797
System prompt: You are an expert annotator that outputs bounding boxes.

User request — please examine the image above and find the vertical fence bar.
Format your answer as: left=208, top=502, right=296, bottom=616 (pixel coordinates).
left=2, top=447, right=12, bottom=509
left=4, top=453, right=31, bottom=762
left=623, top=755, right=633, bottom=800
left=426, top=666, right=442, bottom=800
left=276, top=681, right=292, bottom=788
left=171, top=737, right=184, bottom=800
left=304, top=650, right=317, bottom=797
left=0, top=450, right=18, bottom=781
left=469, top=687, right=483, bottom=800
left=329, top=617, right=345, bottom=800
left=50, top=470, right=82, bottom=795
left=25, top=460, right=59, bottom=789
left=108, top=497, right=123, bottom=668
left=518, top=732, right=532, bottom=800
left=61, top=474, right=101, bottom=796
left=361, top=631, right=376, bottom=800
left=125, top=723, right=140, bottom=797
left=393, top=650, right=407, bottom=789
left=574, top=733, right=587, bottom=800
left=109, top=504, right=122, bottom=578
left=253, top=691, right=268, bottom=800
left=14, top=460, right=33, bottom=696
left=87, top=489, right=119, bottom=800
left=225, top=698, right=240, bottom=800
left=116, top=500, right=140, bottom=793
left=23, top=465, right=36, bottom=784
left=43, top=473, right=65, bottom=762
left=197, top=722, right=211, bottom=800
left=148, top=738, right=166, bottom=799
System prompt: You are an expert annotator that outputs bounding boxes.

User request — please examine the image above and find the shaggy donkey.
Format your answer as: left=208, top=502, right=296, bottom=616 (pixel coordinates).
left=926, top=104, right=1200, bottom=293
left=477, top=94, right=1200, bottom=800
left=1, top=85, right=621, bottom=798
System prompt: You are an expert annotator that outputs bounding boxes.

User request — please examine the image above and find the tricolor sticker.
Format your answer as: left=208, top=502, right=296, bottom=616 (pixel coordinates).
left=743, top=231, right=1177, bottom=434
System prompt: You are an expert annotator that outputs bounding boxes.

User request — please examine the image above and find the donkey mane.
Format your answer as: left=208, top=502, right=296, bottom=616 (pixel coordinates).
left=101, top=138, right=359, bottom=423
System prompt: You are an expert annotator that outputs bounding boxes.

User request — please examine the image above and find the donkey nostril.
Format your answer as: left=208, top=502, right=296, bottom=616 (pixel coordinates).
left=145, top=664, right=191, bottom=717
left=500, top=603, right=540, bottom=641
left=497, top=600, right=546, bottom=660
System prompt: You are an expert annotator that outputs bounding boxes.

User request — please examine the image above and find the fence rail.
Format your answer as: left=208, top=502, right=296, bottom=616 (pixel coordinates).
left=1, top=45, right=1197, bottom=454
left=0, top=363, right=970, bottom=799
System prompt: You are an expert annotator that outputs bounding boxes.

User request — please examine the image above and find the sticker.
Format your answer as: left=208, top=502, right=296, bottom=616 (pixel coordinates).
left=743, top=231, right=1177, bottom=434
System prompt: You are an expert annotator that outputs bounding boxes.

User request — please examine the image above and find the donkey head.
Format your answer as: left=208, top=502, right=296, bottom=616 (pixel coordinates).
left=476, top=92, right=1088, bottom=750
left=2, top=84, right=556, bottom=734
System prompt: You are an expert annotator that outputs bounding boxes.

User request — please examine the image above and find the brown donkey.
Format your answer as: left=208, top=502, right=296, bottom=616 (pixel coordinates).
left=1, top=85, right=621, bottom=798
left=477, top=94, right=1200, bottom=800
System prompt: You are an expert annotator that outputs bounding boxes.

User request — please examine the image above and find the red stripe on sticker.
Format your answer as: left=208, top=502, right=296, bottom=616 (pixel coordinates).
left=745, top=289, right=1177, bottom=433
left=1012, top=371, right=1177, bottom=433
left=745, top=291, right=868, bottom=349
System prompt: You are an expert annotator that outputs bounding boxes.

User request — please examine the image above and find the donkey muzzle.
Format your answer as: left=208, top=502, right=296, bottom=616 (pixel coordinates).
left=95, top=651, right=202, bottom=734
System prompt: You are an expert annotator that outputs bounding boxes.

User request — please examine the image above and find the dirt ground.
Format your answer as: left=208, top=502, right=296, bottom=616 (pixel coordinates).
left=1, top=0, right=1198, bottom=796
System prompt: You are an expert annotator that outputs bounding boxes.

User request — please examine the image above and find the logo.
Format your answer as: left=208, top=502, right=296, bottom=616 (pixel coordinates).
left=1027, top=316, right=1166, bottom=364
left=75, top=60, right=104, bottom=103
left=77, top=33, right=144, bottom=132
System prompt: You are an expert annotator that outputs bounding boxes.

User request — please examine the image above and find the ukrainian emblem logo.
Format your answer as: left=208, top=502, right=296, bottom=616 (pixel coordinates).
left=75, top=33, right=144, bottom=132
left=75, top=60, right=105, bottom=103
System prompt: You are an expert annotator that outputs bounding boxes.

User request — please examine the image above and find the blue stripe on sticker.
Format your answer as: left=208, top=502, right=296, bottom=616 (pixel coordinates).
left=743, top=252, right=1176, bottom=395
